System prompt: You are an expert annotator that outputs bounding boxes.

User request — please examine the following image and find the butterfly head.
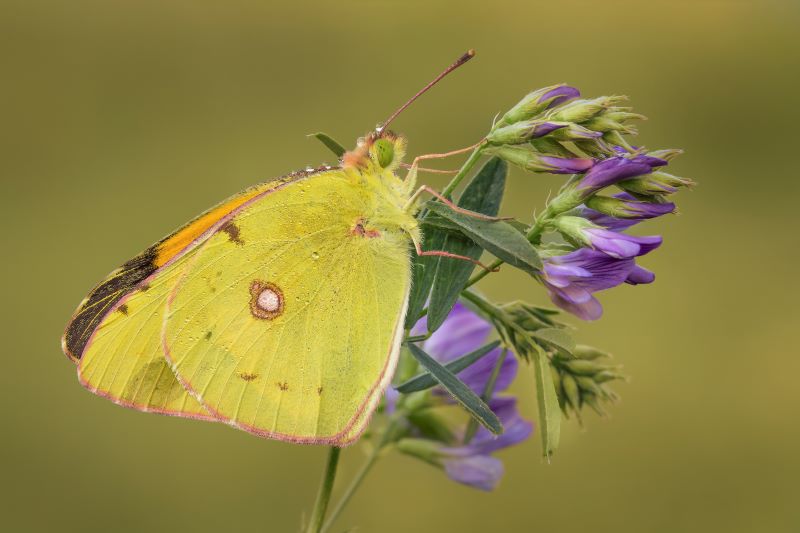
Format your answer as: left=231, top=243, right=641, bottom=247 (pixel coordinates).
left=342, top=130, right=406, bottom=174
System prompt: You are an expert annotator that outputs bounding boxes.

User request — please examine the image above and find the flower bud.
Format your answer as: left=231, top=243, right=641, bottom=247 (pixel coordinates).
left=547, top=123, right=604, bottom=141
left=572, top=138, right=615, bottom=157
left=573, top=344, right=612, bottom=360
left=548, top=96, right=626, bottom=123
left=617, top=170, right=695, bottom=195
left=563, top=358, right=618, bottom=376
left=498, top=84, right=580, bottom=126
left=647, top=148, right=684, bottom=161
left=575, top=155, right=664, bottom=195
left=603, top=110, right=647, bottom=123
left=531, top=137, right=580, bottom=158
left=561, top=373, right=581, bottom=409
left=484, top=145, right=594, bottom=174
left=603, top=130, right=636, bottom=152
left=396, top=438, right=443, bottom=466
left=582, top=116, right=639, bottom=134
left=486, top=120, right=567, bottom=145
left=585, top=194, right=676, bottom=219
left=575, top=375, right=602, bottom=395
left=552, top=215, right=599, bottom=247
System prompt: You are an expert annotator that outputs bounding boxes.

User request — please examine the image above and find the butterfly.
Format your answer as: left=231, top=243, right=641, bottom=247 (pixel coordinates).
left=61, top=51, right=490, bottom=446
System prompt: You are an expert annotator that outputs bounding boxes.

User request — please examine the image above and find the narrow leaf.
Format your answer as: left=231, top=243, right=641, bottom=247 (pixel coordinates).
left=311, top=132, right=346, bottom=157
left=425, top=202, right=543, bottom=275
left=532, top=327, right=575, bottom=355
left=396, top=340, right=501, bottom=393
left=406, top=343, right=503, bottom=435
left=532, top=343, right=561, bottom=458
left=428, top=158, right=508, bottom=331
left=404, top=228, right=447, bottom=330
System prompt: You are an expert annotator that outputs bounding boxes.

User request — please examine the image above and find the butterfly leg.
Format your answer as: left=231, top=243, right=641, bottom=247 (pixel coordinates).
left=399, top=163, right=458, bottom=175
left=403, top=141, right=484, bottom=191
left=410, top=234, right=500, bottom=273
left=403, top=185, right=512, bottom=222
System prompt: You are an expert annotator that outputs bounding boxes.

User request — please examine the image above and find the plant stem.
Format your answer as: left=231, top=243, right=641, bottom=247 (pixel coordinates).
left=321, top=417, right=402, bottom=533
left=320, top=448, right=380, bottom=533
left=306, top=447, right=341, bottom=533
left=440, top=143, right=487, bottom=199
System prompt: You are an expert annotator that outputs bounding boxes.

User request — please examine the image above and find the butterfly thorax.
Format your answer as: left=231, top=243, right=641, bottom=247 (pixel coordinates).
left=341, top=130, right=420, bottom=247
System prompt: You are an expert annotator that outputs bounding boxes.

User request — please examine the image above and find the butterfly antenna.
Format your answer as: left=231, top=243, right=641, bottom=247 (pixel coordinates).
left=377, top=49, right=476, bottom=132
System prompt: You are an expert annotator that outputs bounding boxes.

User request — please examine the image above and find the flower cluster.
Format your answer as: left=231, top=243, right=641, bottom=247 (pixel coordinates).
left=550, top=344, right=624, bottom=421
left=486, top=84, right=692, bottom=320
left=395, top=303, right=532, bottom=491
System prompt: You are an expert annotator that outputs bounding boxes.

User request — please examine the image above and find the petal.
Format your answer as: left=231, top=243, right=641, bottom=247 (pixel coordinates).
left=626, top=264, right=656, bottom=285
left=457, top=347, right=518, bottom=394
left=542, top=85, right=580, bottom=108
left=549, top=291, right=604, bottom=320
left=423, top=303, right=492, bottom=362
left=544, top=263, right=592, bottom=279
left=557, top=284, right=594, bottom=304
left=383, top=387, right=399, bottom=414
left=577, top=157, right=653, bottom=192
left=586, top=230, right=643, bottom=258
left=469, top=397, right=534, bottom=454
left=541, top=155, right=595, bottom=174
left=442, top=455, right=504, bottom=491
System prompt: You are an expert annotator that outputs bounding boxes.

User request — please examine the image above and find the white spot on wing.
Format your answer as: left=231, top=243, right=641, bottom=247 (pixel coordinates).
left=256, top=288, right=281, bottom=312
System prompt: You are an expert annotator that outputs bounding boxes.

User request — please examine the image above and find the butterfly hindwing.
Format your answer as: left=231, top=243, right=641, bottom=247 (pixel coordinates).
left=163, top=169, right=412, bottom=445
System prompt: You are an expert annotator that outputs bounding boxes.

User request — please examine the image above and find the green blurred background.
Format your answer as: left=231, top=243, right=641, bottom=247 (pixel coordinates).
left=3, top=1, right=799, bottom=531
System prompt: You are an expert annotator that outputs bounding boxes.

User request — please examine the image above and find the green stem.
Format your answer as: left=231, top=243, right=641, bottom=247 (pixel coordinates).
left=321, top=417, right=402, bottom=533
left=320, top=449, right=380, bottom=533
left=440, top=143, right=487, bottom=199
left=306, top=447, right=341, bottom=533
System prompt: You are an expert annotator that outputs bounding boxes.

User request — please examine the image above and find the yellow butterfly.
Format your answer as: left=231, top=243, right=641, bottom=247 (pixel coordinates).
left=62, top=52, right=490, bottom=446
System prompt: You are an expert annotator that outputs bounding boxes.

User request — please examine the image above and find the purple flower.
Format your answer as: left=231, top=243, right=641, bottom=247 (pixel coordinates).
left=498, top=84, right=581, bottom=126
left=541, top=155, right=595, bottom=174
left=531, top=121, right=567, bottom=138
left=576, top=155, right=665, bottom=195
left=582, top=192, right=676, bottom=232
left=582, top=228, right=662, bottom=258
left=438, top=398, right=532, bottom=491
left=485, top=145, right=595, bottom=175
left=542, top=248, right=652, bottom=320
left=554, top=214, right=662, bottom=258
left=626, top=264, right=656, bottom=285
left=413, top=303, right=517, bottom=396
left=400, top=303, right=532, bottom=490
left=541, top=85, right=581, bottom=109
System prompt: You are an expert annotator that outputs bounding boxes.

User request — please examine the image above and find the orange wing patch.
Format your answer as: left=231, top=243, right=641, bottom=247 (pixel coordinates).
left=153, top=188, right=264, bottom=267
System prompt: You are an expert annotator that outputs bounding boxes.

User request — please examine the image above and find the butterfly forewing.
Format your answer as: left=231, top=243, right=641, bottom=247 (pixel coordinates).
left=163, top=170, right=411, bottom=445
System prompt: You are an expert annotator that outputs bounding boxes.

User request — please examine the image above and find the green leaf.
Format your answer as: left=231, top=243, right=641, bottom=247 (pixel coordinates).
left=404, top=227, right=447, bottom=330
left=311, top=132, right=346, bottom=157
left=532, top=343, right=561, bottom=458
left=532, top=327, right=575, bottom=355
left=418, top=215, right=464, bottom=235
left=396, top=340, right=501, bottom=393
left=406, top=343, right=503, bottom=435
left=425, top=202, right=543, bottom=275
left=427, top=158, right=508, bottom=332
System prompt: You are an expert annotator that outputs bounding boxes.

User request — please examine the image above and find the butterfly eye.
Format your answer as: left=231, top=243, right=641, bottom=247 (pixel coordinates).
left=373, top=138, right=395, bottom=168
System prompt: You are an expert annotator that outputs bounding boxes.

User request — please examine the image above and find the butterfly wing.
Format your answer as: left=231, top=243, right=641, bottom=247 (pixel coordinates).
left=66, top=174, right=312, bottom=419
left=163, top=170, right=412, bottom=445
